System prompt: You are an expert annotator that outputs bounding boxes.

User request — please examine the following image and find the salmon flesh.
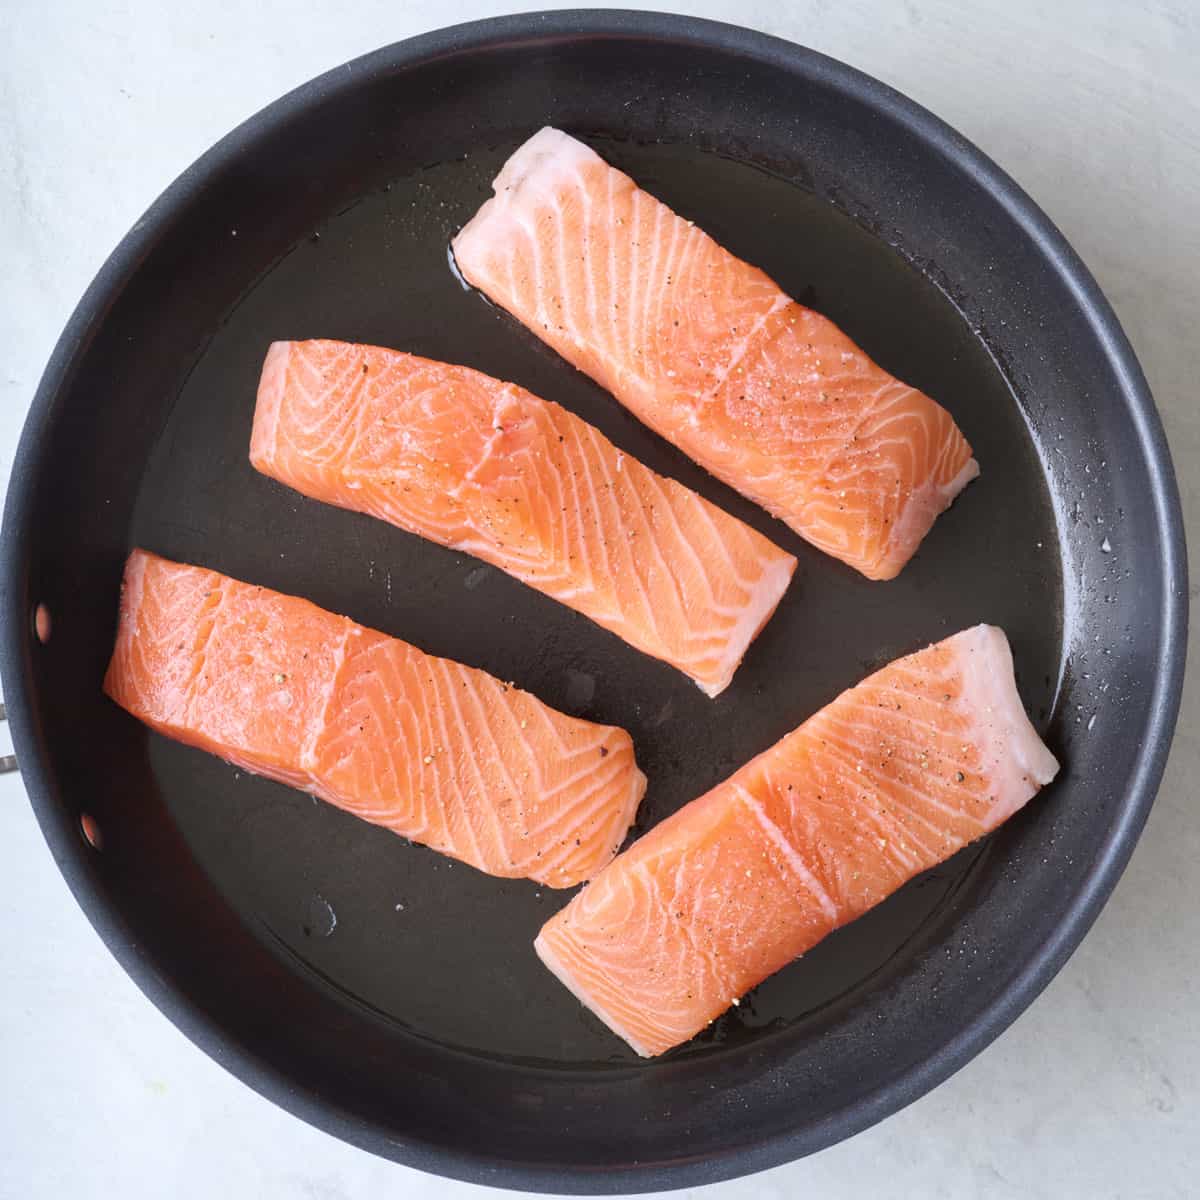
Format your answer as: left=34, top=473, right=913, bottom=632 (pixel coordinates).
left=104, top=549, right=646, bottom=888
left=453, top=128, right=979, bottom=580
left=251, top=340, right=797, bottom=696
left=535, top=625, right=1057, bottom=1053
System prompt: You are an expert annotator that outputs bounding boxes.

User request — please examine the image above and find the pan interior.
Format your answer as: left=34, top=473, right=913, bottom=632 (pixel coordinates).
left=126, top=138, right=1064, bottom=1065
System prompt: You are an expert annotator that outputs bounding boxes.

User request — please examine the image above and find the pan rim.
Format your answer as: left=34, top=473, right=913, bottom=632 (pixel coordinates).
left=0, top=9, right=1187, bottom=1193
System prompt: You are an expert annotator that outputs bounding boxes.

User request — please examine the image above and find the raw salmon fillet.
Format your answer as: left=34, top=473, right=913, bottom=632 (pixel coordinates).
left=104, top=549, right=645, bottom=888
left=453, top=128, right=980, bottom=580
left=535, top=625, right=1058, bottom=1054
left=251, top=340, right=796, bottom=696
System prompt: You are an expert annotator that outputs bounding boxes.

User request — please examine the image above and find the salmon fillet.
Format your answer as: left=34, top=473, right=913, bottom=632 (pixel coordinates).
left=251, top=341, right=796, bottom=696
left=535, top=625, right=1058, bottom=1054
left=453, top=128, right=980, bottom=580
left=104, top=549, right=645, bottom=888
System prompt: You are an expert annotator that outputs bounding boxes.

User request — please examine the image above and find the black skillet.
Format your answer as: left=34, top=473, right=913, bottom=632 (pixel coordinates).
left=0, top=10, right=1186, bottom=1193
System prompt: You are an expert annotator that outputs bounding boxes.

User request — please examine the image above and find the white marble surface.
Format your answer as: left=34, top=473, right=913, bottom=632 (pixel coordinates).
left=2, top=1, right=1197, bottom=1197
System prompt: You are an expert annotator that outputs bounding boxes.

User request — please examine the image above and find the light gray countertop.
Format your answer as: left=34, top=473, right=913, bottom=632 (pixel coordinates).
left=2, top=2, right=1196, bottom=1197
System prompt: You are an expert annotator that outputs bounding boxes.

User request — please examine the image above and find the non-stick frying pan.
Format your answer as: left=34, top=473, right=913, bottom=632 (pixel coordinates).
left=0, top=10, right=1186, bottom=1194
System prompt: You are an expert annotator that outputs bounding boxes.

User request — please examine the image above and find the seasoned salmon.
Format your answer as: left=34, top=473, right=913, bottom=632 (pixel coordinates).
left=251, top=340, right=796, bottom=697
left=535, top=625, right=1058, bottom=1054
left=453, top=128, right=979, bottom=580
left=104, top=549, right=645, bottom=887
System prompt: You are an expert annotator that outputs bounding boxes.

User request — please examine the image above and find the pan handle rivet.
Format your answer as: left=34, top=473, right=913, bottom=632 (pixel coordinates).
left=80, top=813, right=103, bottom=850
left=0, top=703, right=15, bottom=773
left=34, top=604, right=51, bottom=645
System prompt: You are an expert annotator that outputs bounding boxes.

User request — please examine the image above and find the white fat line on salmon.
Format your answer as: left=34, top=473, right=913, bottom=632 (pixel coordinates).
left=428, top=657, right=492, bottom=871
left=300, top=624, right=354, bottom=773
left=735, top=786, right=839, bottom=922
left=698, top=293, right=792, bottom=408
left=813, top=720, right=975, bottom=837
left=459, top=675, right=533, bottom=836
left=699, top=554, right=797, bottom=696
left=183, top=578, right=232, bottom=731
left=644, top=474, right=722, bottom=616
left=533, top=932, right=658, bottom=1058
left=523, top=749, right=632, bottom=838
